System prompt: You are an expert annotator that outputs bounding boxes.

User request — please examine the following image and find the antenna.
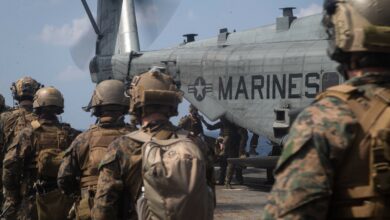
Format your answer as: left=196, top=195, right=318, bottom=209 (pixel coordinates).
left=81, top=0, right=102, bottom=38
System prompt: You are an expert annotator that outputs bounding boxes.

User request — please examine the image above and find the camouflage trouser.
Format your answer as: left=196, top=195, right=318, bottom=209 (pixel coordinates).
left=223, top=135, right=242, bottom=185
left=217, top=135, right=241, bottom=184
left=225, top=163, right=243, bottom=185
left=218, top=156, right=227, bottom=184
left=3, top=196, right=37, bottom=220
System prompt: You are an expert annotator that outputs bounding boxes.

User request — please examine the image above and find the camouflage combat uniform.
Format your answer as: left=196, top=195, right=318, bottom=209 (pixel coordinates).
left=203, top=117, right=241, bottom=185
left=2, top=117, right=79, bottom=220
left=0, top=102, right=37, bottom=153
left=263, top=72, right=390, bottom=219
left=178, top=112, right=204, bottom=136
left=237, top=127, right=248, bottom=156
left=92, top=120, right=215, bottom=220
left=0, top=102, right=37, bottom=208
left=57, top=117, right=135, bottom=220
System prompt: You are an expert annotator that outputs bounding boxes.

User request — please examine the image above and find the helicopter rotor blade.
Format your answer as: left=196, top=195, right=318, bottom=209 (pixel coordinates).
left=70, top=0, right=182, bottom=71
left=69, top=24, right=95, bottom=71
left=135, top=0, right=182, bottom=48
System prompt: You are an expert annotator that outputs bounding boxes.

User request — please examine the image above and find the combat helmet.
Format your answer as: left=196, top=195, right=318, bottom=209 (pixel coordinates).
left=323, top=0, right=390, bottom=70
left=11, top=77, right=42, bottom=101
left=84, top=79, right=130, bottom=116
left=33, top=86, right=64, bottom=114
left=129, top=67, right=182, bottom=118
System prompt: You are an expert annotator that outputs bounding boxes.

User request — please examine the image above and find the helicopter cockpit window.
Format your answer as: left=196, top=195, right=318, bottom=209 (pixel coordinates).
left=322, top=72, right=340, bottom=91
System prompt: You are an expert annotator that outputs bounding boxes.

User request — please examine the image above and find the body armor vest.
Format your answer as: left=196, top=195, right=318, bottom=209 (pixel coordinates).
left=318, top=84, right=390, bottom=219
left=80, top=126, right=131, bottom=188
left=30, top=121, right=70, bottom=179
left=3, top=108, right=37, bottom=148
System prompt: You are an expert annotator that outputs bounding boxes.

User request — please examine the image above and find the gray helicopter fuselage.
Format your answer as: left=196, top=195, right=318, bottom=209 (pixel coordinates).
left=88, top=0, right=341, bottom=143
left=127, top=14, right=341, bottom=142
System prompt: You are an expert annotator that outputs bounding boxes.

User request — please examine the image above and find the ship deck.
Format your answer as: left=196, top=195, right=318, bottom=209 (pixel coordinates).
left=214, top=168, right=272, bottom=220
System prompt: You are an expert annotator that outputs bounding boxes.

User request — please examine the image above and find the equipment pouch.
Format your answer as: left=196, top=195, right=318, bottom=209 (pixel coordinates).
left=76, top=196, right=92, bottom=220
left=37, top=148, right=65, bottom=178
left=36, top=189, right=73, bottom=220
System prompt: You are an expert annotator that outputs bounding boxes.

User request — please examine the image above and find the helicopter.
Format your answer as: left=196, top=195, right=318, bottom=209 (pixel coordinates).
left=76, top=0, right=342, bottom=169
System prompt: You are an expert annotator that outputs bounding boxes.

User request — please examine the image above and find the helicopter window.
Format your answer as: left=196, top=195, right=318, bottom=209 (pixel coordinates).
left=322, top=72, right=340, bottom=91
left=275, top=110, right=285, bottom=122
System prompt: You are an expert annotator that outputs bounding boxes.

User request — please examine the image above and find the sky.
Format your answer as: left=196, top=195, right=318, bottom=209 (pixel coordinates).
left=0, top=0, right=323, bottom=129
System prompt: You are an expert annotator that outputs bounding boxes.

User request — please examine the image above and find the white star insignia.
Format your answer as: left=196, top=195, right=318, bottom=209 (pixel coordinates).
left=194, top=80, right=205, bottom=99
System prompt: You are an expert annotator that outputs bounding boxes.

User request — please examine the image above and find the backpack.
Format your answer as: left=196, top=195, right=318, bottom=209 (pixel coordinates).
left=80, top=125, right=132, bottom=189
left=31, top=120, right=70, bottom=179
left=3, top=108, right=37, bottom=149
left=318, top=84, right=390, bottom=218
left=128, top=130, right=214, bottom=220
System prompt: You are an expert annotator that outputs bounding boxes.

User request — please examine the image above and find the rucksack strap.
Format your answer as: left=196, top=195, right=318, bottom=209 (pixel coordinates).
left=31, top=120, right=41, bottom=130
left=127, top=130, right=153, bottom=143
left=321, top=85, right=390, bottom=196
left=318, top=85, right=390, bottom=132
left=127, top=129, right=190, bottom=144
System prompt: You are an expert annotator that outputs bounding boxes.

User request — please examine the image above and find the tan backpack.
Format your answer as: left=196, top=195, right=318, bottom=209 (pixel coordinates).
left=318, top=84, right=390, bottom=218
left=128, top=130, right=214, bottom=220
left=31, top=120, right=70, bottom=179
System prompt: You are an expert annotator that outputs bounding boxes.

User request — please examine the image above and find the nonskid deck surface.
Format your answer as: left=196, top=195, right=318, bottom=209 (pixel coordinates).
left=214, top=168, right=272, bottom=220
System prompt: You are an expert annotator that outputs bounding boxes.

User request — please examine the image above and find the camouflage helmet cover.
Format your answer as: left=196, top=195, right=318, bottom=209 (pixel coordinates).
left=323, top=0, right=390, bottom=62
left=11, top=76, right=42, bottom=101
left=84, top=79, right=130, bottom=112
left=33, top=86, right=64, bottom=110
left=129, top=67, right=182, bottom=117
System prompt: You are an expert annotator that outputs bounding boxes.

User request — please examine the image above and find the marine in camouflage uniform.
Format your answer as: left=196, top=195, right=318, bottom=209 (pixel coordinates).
left=0, top=94, right=10, bottom=114
left=178, top=104, right=204, bottom=136
left=2, top=87, right=79, bottom=220
left=57, top=80, right=136, bottom=220
left=92, top=69, right=215, bottom=220
left=202, top=116, right=242, bottom=188
left=263, top=0, right=390, bottom=219
left=0, top=77, right=41, bottom=208
left=0, top=77, right=42, bottom=153
left=0, top=93, right=11, bottom=148
left=178, top=104, right=216, bottom=159
left=249, top=132, right=259, bottom=155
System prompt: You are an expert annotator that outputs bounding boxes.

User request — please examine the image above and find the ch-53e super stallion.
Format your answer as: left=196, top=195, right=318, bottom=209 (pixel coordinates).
left=74, top=0, right=342, bottom=171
